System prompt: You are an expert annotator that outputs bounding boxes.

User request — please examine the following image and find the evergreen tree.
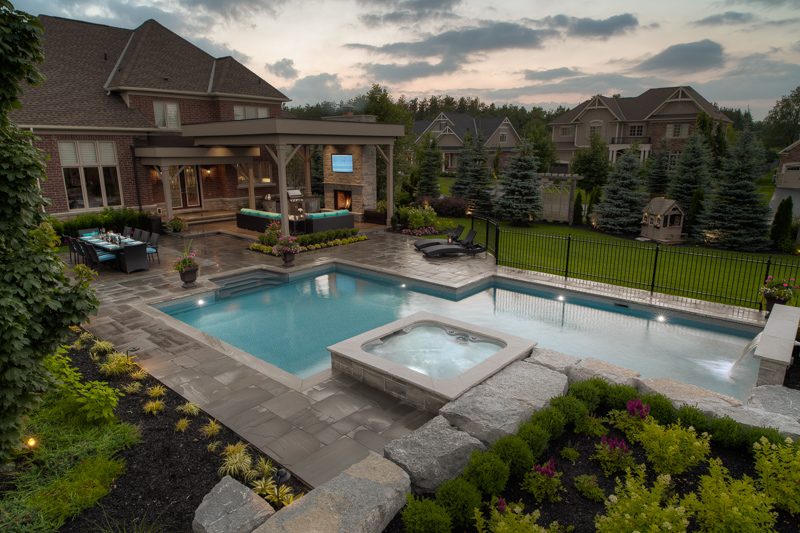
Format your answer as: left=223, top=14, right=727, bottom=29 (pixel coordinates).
left=701, top=130, right=770, bottom=251
left=570, top=133, right=611, bottom=191
left=494, top=139, right=543, bottom=225
left=770, top=196, right=794, bottom=252
left=450, top=131, right=477, bottom=200
left=310, top=145, right=324, bottom=197
left=668, top=133, right=711, bottom=213
left=450, top=130, right=493, bottom=215
left=687, top=188, right=705, bottom=240
left=572, top=190, right=584, bottom=225
left=416, top=135, right=442, bottom=198
left=712, top=123, right=729, bottom=170
left=645, top=137, right=671, bottom=197
left=596, top=149, right=646, bottom=235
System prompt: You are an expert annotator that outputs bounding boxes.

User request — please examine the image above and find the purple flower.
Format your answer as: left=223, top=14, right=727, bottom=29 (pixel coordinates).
left=498, top=498, right=506, bottom=513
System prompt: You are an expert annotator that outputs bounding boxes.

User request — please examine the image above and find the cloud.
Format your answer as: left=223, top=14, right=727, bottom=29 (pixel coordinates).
left=725, top=0, right=800, bottom=7
left=282, top=73, right=364, bottom=106
left=523, top=67, right=582, bottom=81
left=190, top=37, right=251, bottom=62
left=635, top=40, right=725, bottom=74
left=483, top=73, right=668, bottom=101
left=266, top=58, right=299, bottom=79
left=793, top=41, right=800, bottom=53
left=529, top=13, right=639, bottom=39
left=693, top=11, right=755, bottom=25
left=357, top=0, right=462, bottom=25
left=360, top=60, right=460, bottom=83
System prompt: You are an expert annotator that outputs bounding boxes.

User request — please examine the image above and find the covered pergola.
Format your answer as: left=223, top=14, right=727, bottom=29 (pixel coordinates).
left=179, top=117, right=405, bottom=236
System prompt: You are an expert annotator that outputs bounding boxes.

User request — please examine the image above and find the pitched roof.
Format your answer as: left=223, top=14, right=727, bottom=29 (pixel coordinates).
left=12, top=15, right=289, bottom=129
left=549, top=86, right=731, bottom=125
left=778, top=139, right=800, bottom=156
left=645, top=197, right=685, bottom=215
left=414, top=112, right=514, bottom=145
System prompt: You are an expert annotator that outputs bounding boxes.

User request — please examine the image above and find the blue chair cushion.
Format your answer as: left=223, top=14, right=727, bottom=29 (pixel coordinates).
left=241, top=208, right=257, bottom=215
left=306, top=212, right=323, bottom=219
left=147, top=248, right=157, bottom=253
left=97, top=255, right=115, bottom=261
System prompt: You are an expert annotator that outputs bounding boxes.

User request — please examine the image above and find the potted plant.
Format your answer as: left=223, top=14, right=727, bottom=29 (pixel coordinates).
left=272, top=235, right=301, bottom=267
left=759, top=276, right=799, bottom=315
left=172, top=242, right=199, bottom=288
left=166, top=216, right=189, bottom=233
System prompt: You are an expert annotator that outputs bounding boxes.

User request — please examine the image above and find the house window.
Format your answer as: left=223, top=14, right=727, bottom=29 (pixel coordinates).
left=629, top=125, right=644, bottom=137
left=668, top=151, right=681, bottom=170
left=589, top=122, right=603, bottom=138
left=499, top=133, right=507, bottom=144
left=233, top=105, right=269, bottom=120
left=786, top=164, right=800, bottom=171
left=676, top=104, right=684, bottom=112
left=153, top=102, right=179, bottom=128
left=666, top=124, right=689, bottom=138
left=560, top=126, right=574, bottom=137
left=58, top=141, right=122, bottom=210
left=237, top=161, right=273, bottom=188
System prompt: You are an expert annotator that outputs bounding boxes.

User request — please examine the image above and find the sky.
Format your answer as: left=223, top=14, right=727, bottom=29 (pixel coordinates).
left=15, top=0, right=800, bottom=120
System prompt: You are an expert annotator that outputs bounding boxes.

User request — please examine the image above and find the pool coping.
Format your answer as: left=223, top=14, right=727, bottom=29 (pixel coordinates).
left=327, top=311, right=537, bottom=412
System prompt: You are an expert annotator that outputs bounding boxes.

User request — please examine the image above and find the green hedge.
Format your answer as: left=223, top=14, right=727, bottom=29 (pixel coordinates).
left=258, top=227, right=358, bottom=247
left=51, top=207, right=154, bottom=238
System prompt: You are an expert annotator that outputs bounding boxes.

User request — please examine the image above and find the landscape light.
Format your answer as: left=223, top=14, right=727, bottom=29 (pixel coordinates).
left=27, top=437, right=36, bottom=448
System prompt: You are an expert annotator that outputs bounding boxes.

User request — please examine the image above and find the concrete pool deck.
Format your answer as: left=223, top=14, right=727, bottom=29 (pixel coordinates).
left=73, top=224, right=769, bottom=488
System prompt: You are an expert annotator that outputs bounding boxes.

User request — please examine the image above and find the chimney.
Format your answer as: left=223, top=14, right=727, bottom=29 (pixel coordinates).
left=339, top=105, right=354, bottom=116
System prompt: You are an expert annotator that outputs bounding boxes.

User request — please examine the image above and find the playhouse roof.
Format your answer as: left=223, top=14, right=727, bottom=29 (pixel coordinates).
left=644, top=197, right=685, bottom=216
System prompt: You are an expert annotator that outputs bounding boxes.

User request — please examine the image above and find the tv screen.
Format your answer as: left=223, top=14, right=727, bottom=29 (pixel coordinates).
left=331, top=154, right=353, bottom=173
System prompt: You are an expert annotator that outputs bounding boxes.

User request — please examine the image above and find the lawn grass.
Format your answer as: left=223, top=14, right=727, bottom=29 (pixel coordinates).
left=437, top=176, right=455, bottom=195
left=0, top=355, right=140, bottom=533
left=756, top=169, right=776, bottom=206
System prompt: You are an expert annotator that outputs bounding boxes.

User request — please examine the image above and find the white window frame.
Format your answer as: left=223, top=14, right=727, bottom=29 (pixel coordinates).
left=233, top=105, right=269, bottom=120
left=154, top=101, right=180, bottom=128
left=560, top=126, right=574, bottom=137
left=499, top=132, right=507, bottom=144
left=237, top=161, right=273, bottom=188
left=666, top=123, right=689, bottom=138
left=629, top=125, right=644, bottom=137
left=588, top=121, right=603, bottom=138
left=58, top=140, right=123, bottom=211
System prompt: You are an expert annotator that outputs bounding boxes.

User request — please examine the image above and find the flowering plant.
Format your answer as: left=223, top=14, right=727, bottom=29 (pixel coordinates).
left=166, top=216, right=188, bottom=232
left=592, top=435, right=636, bottom=476
left=521, top=457, right=564, bottom=502
left=401, top=226, right=438, bottom=237
left=272, top=235, right=301, bottom=255
left=172, top=242, right=198, bottom=273
left=759, top=276, right=799, bottom=300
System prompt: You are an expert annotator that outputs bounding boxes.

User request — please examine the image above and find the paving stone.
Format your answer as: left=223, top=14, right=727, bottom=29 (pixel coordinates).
left=264, top=429, right=323, bottom=466
left=254, top=452, right=408, bottom=533
left=569, top=357, right=641, bottom=386
left=262, top=391, right=312, bottom=419
left=384, top=415, right=484, bottom=494
left=440, top=384, right=534, bottom=445
left=483, top=361, right=569, bottom=411
left=525, top=347, right=581, bottom=375
left=292, top=437, right=373, bottom=488
left=192, top=475, right=274, bottom=533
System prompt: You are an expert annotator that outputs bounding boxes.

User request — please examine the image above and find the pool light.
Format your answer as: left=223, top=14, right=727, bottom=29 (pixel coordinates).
left=401, top=284, right=406, bottom=288
left=657, top=315, right=666, bottom=322
left=197, top=299, right=205, bottom=305
left=557, top=295, right=565, bottom=301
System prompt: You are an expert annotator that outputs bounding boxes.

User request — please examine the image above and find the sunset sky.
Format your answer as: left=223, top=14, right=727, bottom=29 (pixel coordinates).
left=15, top=0, right=800, bottom=119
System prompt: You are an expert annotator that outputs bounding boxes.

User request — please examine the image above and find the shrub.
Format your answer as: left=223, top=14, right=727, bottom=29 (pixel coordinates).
left=401, top=494, right=452, bottom=533
left=44, top=350, right=121, bottom=423
left=522, top=457, right=564, bottom=503
left=406, top=205, right=438, bottom=229
left=639, top=393, right=676, bottom=425
left=560, top=445, right=579, bottom=463
left=707, top=415, right=746, bottom=448
left=474, top=498, right=568, bottom=533
left=516, top=422, right=550, bottom=460
left=549, top=395, right=589, bottom=427
left=601, top=383, right=638, bottom=412
left=176, top=402, right=201, bottom=416
left=174, top=418, right=190, bottom=433
left=464, top=450, right=510, bottom=497
left=98, top=352, right=137, bottom=377
left=431, top=196, right=469, bottom=218
left=754, top=436, right=800, bottom=514
left=218, top=442, right=253, bottom=478
left=142, top=400, right=165, bottom=415
left=490, top=435, right=534, bottom=479
left=146, top=384, right=167, bottom=398
left=574, top=474, right=605, bottom=503
left=121, top=382, right=142, bottom=394
left=529, top=407, right=566, bottom=440
left=592, top=435, right=635, bottom=476
left=682, top=458, right=777, bottom=532
left=568, top=379, right=603, bottom=413
left=638, top=420, right=711, bottom=475
left=744, top=426, right=784, bottom=453
left=575, top=415, right=608, bottom=438
left=200, top=418, right=221, bottom=438
left=596, top=465, right=691, bottom=533
left=676, top=404, right=709, bottom=433
left=51, top=206, right=153, bottom=238
left=436, top=477, right=482, bottom=529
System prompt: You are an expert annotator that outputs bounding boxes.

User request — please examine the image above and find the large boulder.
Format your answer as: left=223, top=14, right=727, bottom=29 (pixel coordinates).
left=193, top=476, right=275, bottom=533
left=440, top=384, right=535, bottom=445
left=253, top=453, right=408, bottom=533
left=702, top=404, right=800, bottom=440
left=525, top=348, right=581, bottom=376
left=384, top=416, right=484, bottom=493
left=483, top=361, right=569, bottom=410
left=748, top=385, right=800, bottom=421
left=637, top=377, right=742, bottom=408
left=568, top=357, right=640, bottom=386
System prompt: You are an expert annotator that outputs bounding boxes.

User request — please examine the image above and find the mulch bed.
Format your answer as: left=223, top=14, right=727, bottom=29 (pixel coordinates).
left=44, top=334, right=310, bottom=533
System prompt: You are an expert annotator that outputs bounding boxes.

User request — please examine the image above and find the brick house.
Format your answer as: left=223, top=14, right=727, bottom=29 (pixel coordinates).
left=413, top=112, right=522, bottom=172
left=548, top=87, right=732, bottom=171
left=776, top=140, right=800, bottom=188
left=11, top=15, right=294, bottom=218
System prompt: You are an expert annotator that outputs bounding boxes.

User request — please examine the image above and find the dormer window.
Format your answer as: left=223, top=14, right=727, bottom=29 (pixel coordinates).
left=234, top=105, right=269, bottom=120
left=154, top=102, right=179, bottom=128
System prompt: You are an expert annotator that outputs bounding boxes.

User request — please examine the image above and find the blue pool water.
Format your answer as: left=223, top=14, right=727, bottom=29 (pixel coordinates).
left=159, top=269, right=759, bottom=400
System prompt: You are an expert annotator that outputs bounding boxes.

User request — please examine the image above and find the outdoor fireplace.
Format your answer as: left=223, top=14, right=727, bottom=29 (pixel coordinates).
left=334, top=189, right=352, bottom=210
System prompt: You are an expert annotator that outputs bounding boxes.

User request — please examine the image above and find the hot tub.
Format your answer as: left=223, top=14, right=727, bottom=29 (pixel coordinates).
left=327, top=311, right=537, bottom=412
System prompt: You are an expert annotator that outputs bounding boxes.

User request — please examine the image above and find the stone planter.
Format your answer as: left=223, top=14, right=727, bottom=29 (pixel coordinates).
left=282, top=252, right=295, bottom=267
left=179, top=266, right=198, bottom=288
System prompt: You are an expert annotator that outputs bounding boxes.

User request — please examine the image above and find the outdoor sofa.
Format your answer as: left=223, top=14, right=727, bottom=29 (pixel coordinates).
left=236, top=208, right=354, bottom=233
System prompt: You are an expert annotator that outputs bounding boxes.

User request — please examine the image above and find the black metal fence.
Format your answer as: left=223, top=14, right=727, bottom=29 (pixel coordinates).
left=470, top=215, right=800, bottom=309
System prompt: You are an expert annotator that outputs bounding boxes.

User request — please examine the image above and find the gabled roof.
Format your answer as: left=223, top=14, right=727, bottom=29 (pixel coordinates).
left=12, top=15, right=289, bottom=129
left=644, top=197, right=685, bottom=216
left=778, top=139, right=800, bottom=156
left=414, top=112, right=518, bottom=146
left=549, top=86, right=731, bottom=126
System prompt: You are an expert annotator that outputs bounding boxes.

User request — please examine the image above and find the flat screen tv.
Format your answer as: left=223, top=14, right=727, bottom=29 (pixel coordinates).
left=331, top=154, right=353, bottom=173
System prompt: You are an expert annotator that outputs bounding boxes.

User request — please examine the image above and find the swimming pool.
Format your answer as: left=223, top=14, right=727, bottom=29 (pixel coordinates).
left=157, top=267, right=759, bottom=400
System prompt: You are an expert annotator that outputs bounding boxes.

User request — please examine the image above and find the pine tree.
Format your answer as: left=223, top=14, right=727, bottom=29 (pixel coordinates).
left=310, top=145, right=324, bottom=197
left=668, top=133, right=711, bottom=213
left=687, top=188, right=705, bottom=240
left=450, top=131, right=477, bottom=200
left=494, top=139, right=543, bottom=225
left=450, top=129, right=493, bottom=215
left=701, top=130, right=770, bottom=251
left=416, top=135, right=442, bottom=198
left=572, top=190, right=584, bottom=225
left=596, top=149, right=646, bottom=235
left=770, top=196, right=794, bottom=252
left=645, top=138, right=671, bottom=197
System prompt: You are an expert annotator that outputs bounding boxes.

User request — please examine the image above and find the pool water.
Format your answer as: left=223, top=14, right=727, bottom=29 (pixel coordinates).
left=363, top=324, right=505, bottom=379
left=159, top=270, right=758, bottom=400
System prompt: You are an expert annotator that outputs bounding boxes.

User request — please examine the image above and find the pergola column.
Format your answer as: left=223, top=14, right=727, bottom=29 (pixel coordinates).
left=304, top=145, right=312, bottom=194
left=387, top=144, right=394, bottom=225
left=156, top=165, right=184, bottom=220
left=248, top=165, right=256, bottom=209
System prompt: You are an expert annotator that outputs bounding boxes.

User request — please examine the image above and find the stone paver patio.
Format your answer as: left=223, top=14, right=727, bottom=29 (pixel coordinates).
left=72, top=222, right=767, bottom=488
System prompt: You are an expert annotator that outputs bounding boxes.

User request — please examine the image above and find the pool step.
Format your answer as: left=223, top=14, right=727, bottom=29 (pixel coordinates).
left=214, top=271, right=285, bottom=300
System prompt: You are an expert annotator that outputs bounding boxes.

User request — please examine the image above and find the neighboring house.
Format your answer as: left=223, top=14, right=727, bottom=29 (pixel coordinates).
left=413, top=112, right=522, bottom=172
left=549, top=87, right=731, bottom=172
left=776, top=140, right=800, bottom=189
left=12, top=15, right=292, bottom=217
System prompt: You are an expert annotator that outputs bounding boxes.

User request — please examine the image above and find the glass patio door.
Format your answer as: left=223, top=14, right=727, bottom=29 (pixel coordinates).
left=168, top=165, right=202, bottom=209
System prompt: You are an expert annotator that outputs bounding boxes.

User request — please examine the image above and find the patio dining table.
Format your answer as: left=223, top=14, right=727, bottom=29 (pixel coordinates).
left=80, top=235, right=150, bottom=274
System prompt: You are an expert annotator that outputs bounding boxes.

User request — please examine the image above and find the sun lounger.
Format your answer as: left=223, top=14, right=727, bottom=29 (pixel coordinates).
left=414, top=226, right=471, bottom=250
left=421, top=241, right=487, bottom=257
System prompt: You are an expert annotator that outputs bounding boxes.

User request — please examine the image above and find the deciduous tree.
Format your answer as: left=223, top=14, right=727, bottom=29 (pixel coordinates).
left=764, top=86, right=800, bottom=149
left=571, top=134, right=611, bottom=191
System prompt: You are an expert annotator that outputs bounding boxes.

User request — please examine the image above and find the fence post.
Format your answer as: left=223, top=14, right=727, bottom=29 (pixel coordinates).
left=495, top=220, right=500, bottom=265
left=650, top=245, right=660, bottom=294
left=564, top=234, right=571, bottom=280
left=760, top=257, right=772, bottom=311
left=471, top=214, right=475, bottom=232
left=485, top=217, right=490, bottom=250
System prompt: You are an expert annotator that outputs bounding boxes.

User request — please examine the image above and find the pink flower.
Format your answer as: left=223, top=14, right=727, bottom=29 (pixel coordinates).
left=498, top=498, right=506, bottom=513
